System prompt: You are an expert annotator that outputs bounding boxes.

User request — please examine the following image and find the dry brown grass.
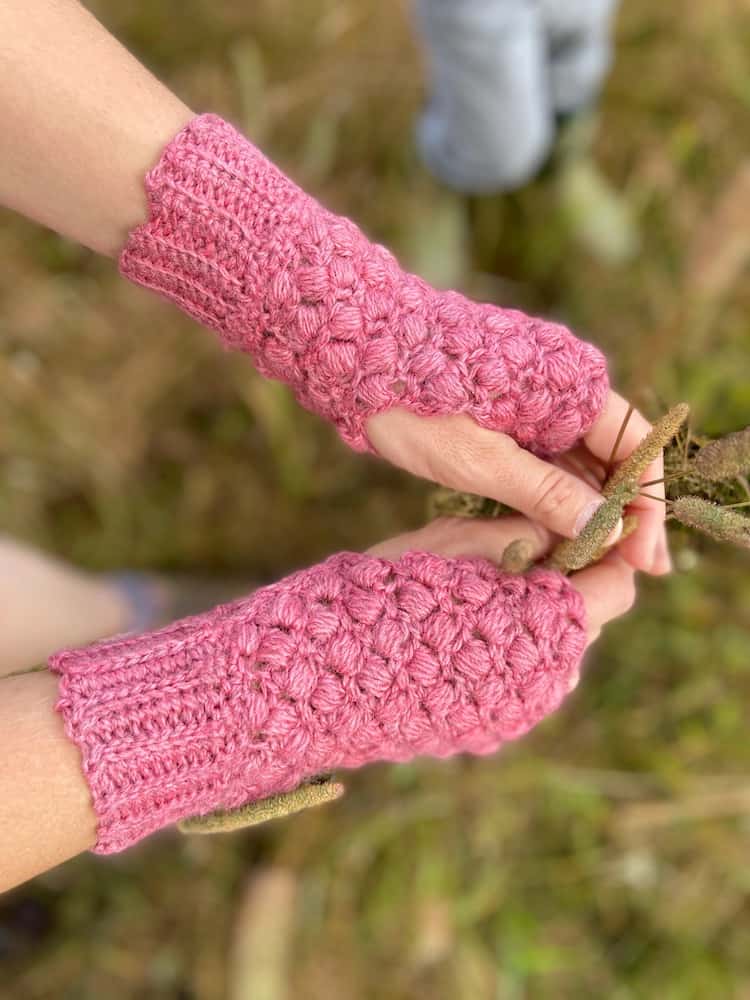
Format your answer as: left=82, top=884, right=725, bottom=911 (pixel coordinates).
left=3, top=1, right=750, bottom=997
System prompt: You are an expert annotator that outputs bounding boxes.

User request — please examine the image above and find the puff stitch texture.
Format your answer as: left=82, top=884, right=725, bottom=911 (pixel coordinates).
left=51, top=552, right=587, bottom=854
left=120, top=114, right=608, bottom=453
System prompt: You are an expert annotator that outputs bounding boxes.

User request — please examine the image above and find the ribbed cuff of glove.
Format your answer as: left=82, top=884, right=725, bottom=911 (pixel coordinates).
left=120, top=114, right=608, bottom=454
left=50, top=552, right=586, bottom=855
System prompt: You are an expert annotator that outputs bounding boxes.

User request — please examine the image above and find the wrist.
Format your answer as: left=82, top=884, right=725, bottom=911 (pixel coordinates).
left=96, top=101, right=195, bottom=258
left=121, top=114, right=607, bottom=454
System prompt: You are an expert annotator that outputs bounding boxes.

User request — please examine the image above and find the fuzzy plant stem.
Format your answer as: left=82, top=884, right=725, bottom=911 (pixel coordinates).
left=690, top=426, right=750, bottom=482
left=545, top=482, right=639, bottom=573
left=544, top=404, right=689, bottom=573
left=500, top=539, right=536, bottom=573
left=179, top=776, right=345, bottom=834
left=605, top=404, right=690, bottom=495
left=671, top=497, right=750, bottom=549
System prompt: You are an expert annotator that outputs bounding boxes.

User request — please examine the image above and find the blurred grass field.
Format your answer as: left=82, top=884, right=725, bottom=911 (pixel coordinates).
left=3, top=1, right=750, bottom=996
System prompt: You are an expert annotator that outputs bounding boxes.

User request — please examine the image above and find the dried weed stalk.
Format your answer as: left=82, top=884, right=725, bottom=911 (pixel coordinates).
left=179, top=775, right=344, bottom=835
left=430, top=405, right=750, bottom=574
left=672, top=496, right=750, bottom=549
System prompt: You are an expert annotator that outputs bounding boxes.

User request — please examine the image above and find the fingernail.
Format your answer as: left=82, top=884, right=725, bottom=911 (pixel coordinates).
left=605, top=517, right=624, bottom=547
left=574, top=498, right=605, bottom=537
left=650, top=534, right=673, bottom=575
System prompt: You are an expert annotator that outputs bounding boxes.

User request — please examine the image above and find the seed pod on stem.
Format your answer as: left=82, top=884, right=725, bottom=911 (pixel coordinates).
left=691, top=426, right=750, bottom=482
left=179, top=775, right=345, bottom=834
left=501, top=538, right=536, bottom=573
left=606, top=403, right=690, bottom=494
left=671, top=496, right=750, bottom=549
left=546, top=481, right=639, bottom=573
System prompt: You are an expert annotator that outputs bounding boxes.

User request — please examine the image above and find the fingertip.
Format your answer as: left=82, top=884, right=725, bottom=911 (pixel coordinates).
left=650, top=560, right=672, bottom=577
left=497, top=450, right=607, bottom=542
left=649, top=530, right=673, bottom=576
left=571, top=549, right=637, bottom=633
left=571, top=548, right=635, bottom=587
left=599, top=548, right=637, bottom=573
left=615, top=534, right=653, bottom=575
left=620, top=500, right=666, bottom=573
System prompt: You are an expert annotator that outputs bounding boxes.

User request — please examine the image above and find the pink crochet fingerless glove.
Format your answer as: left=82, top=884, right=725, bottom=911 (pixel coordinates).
left=120, top=114, right=608, bottom=454
left=51, top=552, right=586, bottom=855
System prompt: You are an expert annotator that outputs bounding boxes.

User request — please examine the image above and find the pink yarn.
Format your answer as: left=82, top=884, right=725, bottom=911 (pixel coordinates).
left=120, top=115, right=608, bottom=454
left=50, top=552, right=586, bottom=854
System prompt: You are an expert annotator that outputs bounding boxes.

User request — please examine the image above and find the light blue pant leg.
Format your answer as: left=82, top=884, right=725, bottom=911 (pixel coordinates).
left=541, top=0, right=619, bottom=114
left=414, top=0, right=620, bottom=193
left=414, top=0, right=552, bottom=193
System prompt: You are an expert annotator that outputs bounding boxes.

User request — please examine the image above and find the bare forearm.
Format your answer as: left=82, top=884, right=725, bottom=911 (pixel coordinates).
left=0, top=670, right=95, bottom=893
left=0, top=0, right=192, bottom=255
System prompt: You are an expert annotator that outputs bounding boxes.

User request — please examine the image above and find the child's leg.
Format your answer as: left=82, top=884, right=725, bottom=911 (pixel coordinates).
left=413, top=0, right=553, bottom=193
left=0, top=537, right=252, bottom=677
left=541, top=0, right=620, bottom=116
left=538, top=0, right=637, bottom=264
left=0, top=538, right=158, bottom=676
